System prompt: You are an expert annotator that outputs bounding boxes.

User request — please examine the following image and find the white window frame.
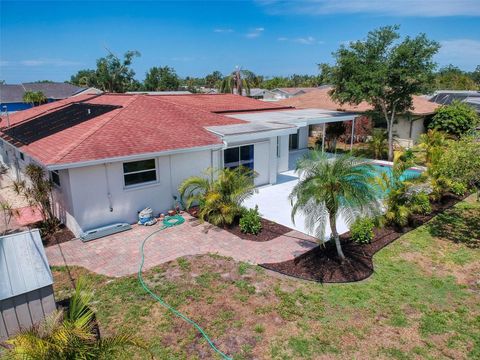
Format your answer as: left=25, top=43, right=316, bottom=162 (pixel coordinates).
left=122, top=158, right=158, bottom=189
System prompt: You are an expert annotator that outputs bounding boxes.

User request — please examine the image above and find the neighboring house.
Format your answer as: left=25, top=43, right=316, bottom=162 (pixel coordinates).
left=278, top=87, right=439, bottom=147
left=0, top=229, right=56, bottom=341
left=241, top=88, right=277, bottom=101
left=429, top=90, right=480, bottom=113
left=0, top=82, right=99, bottom=113
left=0, top=93, right=354, bottom=236
left=269, top=87, right=320, bottom=101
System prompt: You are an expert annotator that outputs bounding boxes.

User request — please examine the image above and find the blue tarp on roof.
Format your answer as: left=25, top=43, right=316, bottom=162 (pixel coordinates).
left=0, top=229, right=53, bottom=301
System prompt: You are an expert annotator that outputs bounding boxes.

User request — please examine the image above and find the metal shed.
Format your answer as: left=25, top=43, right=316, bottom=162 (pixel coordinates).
left=0, top=229, right=55, bottom=341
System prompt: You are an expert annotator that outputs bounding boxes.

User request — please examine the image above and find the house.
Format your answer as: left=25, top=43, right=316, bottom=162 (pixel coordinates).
left=278, top=87, right=440, bottom=147
left=0, top=229, right=56, bottom=341
left=240, top=88, right=276, bottom=101
left=429, top=90, right=480, bottom=113
left=0, top=82, right=100, bottom=113
left=0, top=93, right=355, bottom=237
left=269, top=87, right=320, bottom=101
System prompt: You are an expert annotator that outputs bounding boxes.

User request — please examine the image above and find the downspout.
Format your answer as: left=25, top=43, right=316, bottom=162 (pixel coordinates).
left=104, top=163, right=113, bottom=212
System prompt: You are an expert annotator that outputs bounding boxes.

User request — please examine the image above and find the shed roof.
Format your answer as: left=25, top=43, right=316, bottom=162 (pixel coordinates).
left=0, top=229, right=53, bottom=301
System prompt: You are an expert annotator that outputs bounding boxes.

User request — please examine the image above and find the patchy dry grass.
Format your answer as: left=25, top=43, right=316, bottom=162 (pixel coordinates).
left=52, top=196, right=480, bottom=359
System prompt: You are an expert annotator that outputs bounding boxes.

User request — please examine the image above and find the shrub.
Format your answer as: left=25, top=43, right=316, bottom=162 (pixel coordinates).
left=239, top=206, right=262, bottom=235
left=429, top=100, right=479, bottom=138
left=409, top=192, right=432, bottom=215
left=450, top=181, right=467, bottom=196
left=351, top=217, right=375, bottom=244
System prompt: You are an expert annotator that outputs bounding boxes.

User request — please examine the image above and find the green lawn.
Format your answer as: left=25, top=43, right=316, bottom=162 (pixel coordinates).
left=52, top=196, right=480, bottom=359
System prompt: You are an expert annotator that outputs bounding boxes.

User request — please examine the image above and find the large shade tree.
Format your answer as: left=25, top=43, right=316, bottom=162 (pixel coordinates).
left=143, top=66, right=180, bottom=91
left=96, top=50, right=141, bottom=92
left=289, top=152, right=379, bottom=260
left=322, top=25, right=440, bottom=161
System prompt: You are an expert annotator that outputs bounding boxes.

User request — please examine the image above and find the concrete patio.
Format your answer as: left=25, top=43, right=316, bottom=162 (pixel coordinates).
left=45, top=213, right=316, bottom=277
left=243, top=150, right=350, bottom=238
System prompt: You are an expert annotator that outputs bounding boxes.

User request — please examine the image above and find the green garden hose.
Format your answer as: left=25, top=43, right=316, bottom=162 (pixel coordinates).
left=137, top=214, right=232, bottom=360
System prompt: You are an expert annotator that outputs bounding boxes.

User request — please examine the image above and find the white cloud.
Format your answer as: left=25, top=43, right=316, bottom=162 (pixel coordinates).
left=437, top=39, right=480, bottom=70
left=246, top=27, right=265, bottom=38
left=20, top=58, right=82, bottom=67
left=257, top=0, right=480, bottom=17
left=277, top=36, right=323, bottom=45
left=214, top=28, right=234, bottom=33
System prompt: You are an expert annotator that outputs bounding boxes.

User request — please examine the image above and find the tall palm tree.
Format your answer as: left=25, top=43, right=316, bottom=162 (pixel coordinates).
left=4, top=278, right=151, bottom=359
left=219, top=67, right=251, bottom=96
left=179, top=167, right=256, bottom=226
left=289, top=151, right=379, bottom=260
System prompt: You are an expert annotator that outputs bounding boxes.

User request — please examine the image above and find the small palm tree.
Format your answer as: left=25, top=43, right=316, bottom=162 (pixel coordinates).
left=290, top=152, right=379, bottom=260
left=22, top=91, right=47, bottom=107
left=179, top=167, right=257, bottom=226
left=418, top=128, right=446, bottom=165
left=375, top=150, right=418, bottom=227
left=4, top=278, right=151, bottom=359
left=219, top=67, right=251, bottom=96
left=367, top=129, right=388, bottom=159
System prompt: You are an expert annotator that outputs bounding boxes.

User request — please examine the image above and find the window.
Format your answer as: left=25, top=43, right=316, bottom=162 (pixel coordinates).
left=289, top=131, right=299, bottom=150
left=123, top=159, right=157, bottom=187
left=19, top=152, right=24, bottom=161
left=224, top=145, right=254, bottom=170
left=50, top=170, right=60, bottom=187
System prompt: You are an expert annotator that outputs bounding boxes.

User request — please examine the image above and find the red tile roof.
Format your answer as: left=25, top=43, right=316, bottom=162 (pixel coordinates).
left=1, top=94, right=276, bottom=166
left=278, top=87, right=439, bottom=115
left=153, top=93, right=292, bottom=113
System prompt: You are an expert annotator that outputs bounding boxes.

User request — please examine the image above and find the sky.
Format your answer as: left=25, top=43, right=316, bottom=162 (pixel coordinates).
left=1, top=0, right=480, bottom=83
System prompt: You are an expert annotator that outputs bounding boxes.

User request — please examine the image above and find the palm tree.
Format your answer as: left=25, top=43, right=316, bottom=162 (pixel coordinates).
left=4, top=278, right=151, bottom=359
left=22, top=91, right=46, bottom=107
left=366, top=129, right=388, bottom=160
left=219, top=67, right=252, bottom=96
left=418, top=129, right=446, bottom=165
left=289, top=151, right=379, bottom=260
left=179, top=167, right=257, bottom=226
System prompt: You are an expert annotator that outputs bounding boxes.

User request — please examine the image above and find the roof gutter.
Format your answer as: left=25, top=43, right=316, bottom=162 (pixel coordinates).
left=46, top=143, right=224, bottom=171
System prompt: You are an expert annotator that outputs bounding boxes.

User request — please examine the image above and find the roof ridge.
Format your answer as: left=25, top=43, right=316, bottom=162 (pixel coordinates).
left=51, top=95, right=141, bottom=164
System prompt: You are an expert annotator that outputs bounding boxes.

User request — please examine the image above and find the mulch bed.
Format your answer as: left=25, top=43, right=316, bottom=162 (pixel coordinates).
left=261, top=194, right=467, bottom=283
left=187, top=207, right=291, bottom=242
left=222, top=217, right=292, bottom=242
left=39, top=224, right=76, bottom=248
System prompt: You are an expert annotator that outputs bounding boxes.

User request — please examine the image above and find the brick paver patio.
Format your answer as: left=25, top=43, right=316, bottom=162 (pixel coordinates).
left=45, top=213, right=317, bottom=277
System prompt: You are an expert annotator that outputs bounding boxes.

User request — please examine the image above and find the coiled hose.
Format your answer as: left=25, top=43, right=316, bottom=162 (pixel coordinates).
left=137, top=214, right=232, bottom=360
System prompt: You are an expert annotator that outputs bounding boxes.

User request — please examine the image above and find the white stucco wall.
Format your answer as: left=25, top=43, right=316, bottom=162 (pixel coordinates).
left=66, top=149, right=214, bottom=235
left=393, top=116, right=426, bottom=147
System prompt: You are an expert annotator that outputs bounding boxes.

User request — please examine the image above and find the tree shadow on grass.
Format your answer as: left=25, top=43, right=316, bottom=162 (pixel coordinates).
left=426, top=205, right=480, bottom=248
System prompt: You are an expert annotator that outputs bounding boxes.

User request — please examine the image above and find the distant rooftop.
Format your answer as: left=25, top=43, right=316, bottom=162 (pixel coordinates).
left=0, top=82, right=87, bottom=103
left=429, top=90, right=480, bottom=112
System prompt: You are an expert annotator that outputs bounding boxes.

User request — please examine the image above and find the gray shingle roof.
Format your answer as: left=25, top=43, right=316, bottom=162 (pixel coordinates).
left=0, top=82, right=85, bottom=103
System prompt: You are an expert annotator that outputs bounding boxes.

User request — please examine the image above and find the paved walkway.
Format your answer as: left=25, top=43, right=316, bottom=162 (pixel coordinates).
left=45, top=213, right=317, bottom=277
